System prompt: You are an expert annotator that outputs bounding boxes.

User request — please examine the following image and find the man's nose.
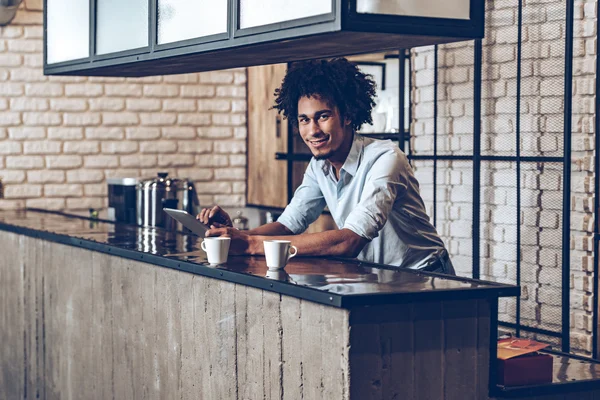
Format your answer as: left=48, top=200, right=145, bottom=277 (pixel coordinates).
left=309, top=119, right=322, bottom=135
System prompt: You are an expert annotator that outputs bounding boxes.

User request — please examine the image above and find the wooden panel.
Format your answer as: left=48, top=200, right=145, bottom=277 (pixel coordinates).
left=380, top=304, right=415, bottom=399
left=0, top=232, right=24, bottom=399
left=414, top=301, right=444, bottom=399
left=8, top=231, right=571, bottom=400
left=281, top=296, right=303, bottom=399
left=349, top=300, right=487, bottom=400
left=247, top=63, right=289, bottom=208
left=321, top=305, right=350, bottom=400
left=350, top=323, right=383, bottom=398
left=263, top=291, right=283, bottom=399
left=301, top=300, right=325, bottom=399
left=235, top=284, right=265, bottom=398
left=443, top=300, right=479, bottom=400
left=90, top=250, right=115, bottom=400
left=44, top=237, right=69, bottom=400
left=477, top=299, right=492, bottom=400
left=205, top=274, right=237, bottom=397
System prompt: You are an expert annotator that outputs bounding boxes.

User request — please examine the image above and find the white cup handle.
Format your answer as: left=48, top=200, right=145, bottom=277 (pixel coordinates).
left=201, top=240, right=207, bottom=252
left=288, top=245, right=298, bottom=260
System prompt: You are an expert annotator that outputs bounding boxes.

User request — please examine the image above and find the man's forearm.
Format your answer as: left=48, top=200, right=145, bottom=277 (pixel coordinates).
left=247, top=222, right=293, bottom=236
left=247, top=228, right=367, bottom=258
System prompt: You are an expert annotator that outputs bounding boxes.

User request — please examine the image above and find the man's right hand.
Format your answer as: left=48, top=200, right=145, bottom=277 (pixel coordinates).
left=196, top=205, right=233, bottom=228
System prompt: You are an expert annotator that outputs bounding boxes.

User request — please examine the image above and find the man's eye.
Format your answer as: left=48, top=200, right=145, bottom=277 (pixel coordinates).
left=299, top=118, right=309, bottom=124
left=319, top=114, right=330, bottom=120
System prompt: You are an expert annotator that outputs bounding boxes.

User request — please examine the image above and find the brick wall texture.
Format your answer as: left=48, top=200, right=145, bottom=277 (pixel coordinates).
left=411, top=0, right=597, bottom=354
left=0, top=1, right=247, bottom=212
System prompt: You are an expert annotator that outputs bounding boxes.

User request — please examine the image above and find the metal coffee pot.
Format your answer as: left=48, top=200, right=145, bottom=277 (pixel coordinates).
left=136, top=172, right=200, bottom=231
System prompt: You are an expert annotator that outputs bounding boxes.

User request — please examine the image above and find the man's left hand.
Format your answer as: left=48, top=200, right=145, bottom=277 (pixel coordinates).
left=206, top=227, right=254, bottom=255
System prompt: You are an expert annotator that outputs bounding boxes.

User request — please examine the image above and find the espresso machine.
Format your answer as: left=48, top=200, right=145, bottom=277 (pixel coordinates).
left=136, top=172, right=200, bottom=231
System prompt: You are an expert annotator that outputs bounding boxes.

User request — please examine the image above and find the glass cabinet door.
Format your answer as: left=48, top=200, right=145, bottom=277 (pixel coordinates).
left=239, top=0, right=332, bottom=29
left=46, top=0, right=89, bottom=64
left=356, top=0, right=470, bottom=20
left=157, top=0, right=228, bottom=45
left=96, top=0, right=149, bottom=55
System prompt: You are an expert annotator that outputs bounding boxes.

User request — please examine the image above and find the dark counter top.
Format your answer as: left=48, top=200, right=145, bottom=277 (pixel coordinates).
left=0, top=209, right=519, bottom=308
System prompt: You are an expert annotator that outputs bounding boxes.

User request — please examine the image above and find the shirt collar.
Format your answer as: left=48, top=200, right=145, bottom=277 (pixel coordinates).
left=320, top=134, right=364, bottom=177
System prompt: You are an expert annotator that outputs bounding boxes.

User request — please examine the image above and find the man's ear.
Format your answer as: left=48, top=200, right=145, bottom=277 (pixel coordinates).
left=344, top=117, right=352, bottom=126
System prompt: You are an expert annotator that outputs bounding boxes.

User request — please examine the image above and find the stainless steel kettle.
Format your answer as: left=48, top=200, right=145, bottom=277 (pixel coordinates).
left=136, top=172, right=200, bottom=231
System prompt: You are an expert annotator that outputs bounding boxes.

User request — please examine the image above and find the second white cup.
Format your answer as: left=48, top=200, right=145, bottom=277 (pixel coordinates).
left=201, top=237, right=231, bottom=265
left=263, top=240, right=298, bottom=270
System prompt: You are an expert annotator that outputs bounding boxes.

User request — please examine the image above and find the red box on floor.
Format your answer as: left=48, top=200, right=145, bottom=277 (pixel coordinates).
left=497, top=352, right=553, bottom=386
left=497, top=337, right=554, bottom=387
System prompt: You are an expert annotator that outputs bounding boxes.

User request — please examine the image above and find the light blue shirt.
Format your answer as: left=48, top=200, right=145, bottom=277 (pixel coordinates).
left=277, top=135, right=447, bottom=269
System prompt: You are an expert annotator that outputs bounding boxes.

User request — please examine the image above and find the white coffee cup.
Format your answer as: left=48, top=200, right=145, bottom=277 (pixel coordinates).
left=201, top=237, right=231, bottom=265
left=263, top=240, right=298, bottom=270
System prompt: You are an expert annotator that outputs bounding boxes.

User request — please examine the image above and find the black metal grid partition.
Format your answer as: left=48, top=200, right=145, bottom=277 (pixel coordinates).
left=406, top=0, right=598, bottom=355
left=273, top=0, right=596, bottom=357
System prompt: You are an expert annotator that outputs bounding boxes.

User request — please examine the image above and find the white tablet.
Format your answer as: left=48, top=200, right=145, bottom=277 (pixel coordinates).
left=164, top=208, right=210, bottom=237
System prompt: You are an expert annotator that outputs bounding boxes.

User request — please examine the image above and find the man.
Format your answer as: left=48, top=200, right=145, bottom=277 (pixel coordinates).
left=198, top=58, right=454, bottom=274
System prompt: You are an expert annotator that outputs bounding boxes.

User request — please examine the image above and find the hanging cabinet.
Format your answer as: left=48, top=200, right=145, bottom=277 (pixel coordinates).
left=43, top=0, right=482, bottom=77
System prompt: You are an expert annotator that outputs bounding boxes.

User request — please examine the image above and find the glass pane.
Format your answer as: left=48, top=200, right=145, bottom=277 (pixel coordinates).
left=480, top=0, right=518, bottom=157
left=158, top=0, right=228, bottom=44
left=357, top=59, right=400, bottom=134
left=520, top=0, right=565, bottom=158
left=437, top=160, right=473, bottom=278
left=410, top=160, right=434, bottom=220
left=96, top=0, right=148, bottom=55
left=46, top=0, right=89, bottom=64
left=437, top=43, right=474, bottom=156
left=357, top=0, right=470, bottom=20
left=411, top=45, right=435, bottom=156
left=240, top=0, right=332, bottom=29
left=479, top=161, right=517, bottom=324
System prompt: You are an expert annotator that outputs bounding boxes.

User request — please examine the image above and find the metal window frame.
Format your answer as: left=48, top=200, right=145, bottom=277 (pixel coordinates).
left=343, top=0, right=484, bottom=39
left=233, top=0, right=337, bottom=38
left=43, top=0, right=342, bottom=75
left=407, top=0, right=580, bottom=355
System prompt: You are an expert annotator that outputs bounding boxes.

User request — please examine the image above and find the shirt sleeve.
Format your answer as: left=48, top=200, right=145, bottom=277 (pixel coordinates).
left=343, top=150, right=408, bottom=240
left=277, top=161, right=327, bottom=234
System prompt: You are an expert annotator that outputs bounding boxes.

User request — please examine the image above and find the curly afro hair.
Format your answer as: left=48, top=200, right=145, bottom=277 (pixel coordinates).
left=272, top=58, right=377, bottom=132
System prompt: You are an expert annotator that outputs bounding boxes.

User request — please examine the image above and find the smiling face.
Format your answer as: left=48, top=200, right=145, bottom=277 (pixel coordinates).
left=297, top=95, right=353, bottom=163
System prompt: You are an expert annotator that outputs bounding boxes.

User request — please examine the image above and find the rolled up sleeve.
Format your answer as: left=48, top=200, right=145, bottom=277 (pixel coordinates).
left=277, top=162, right=326, bottom=234
left=343, top=151, right=408, bottom=240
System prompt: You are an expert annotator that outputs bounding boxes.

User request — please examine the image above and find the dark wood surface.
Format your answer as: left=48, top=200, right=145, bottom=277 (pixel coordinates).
left=247, top=64, right=289, bottom=208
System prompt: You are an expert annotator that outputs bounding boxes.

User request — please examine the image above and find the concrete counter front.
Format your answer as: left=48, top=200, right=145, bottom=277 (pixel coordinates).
left=0, top=209, right=531, bottom=399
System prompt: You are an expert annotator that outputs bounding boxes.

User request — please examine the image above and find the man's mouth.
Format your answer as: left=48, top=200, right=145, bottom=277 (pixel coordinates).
left=308, top=135, right=330, bottom=149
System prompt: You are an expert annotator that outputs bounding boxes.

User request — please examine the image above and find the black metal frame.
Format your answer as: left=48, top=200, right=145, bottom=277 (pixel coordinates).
left=151, top=0, right=230, bottom=51
left=43, top=0, right=342, bottom=75
left=594, top=0, right=600, bottom=358
left=43, top=0, right=483, bottom=76
left=354, top=61, right=386, bottom=90
left=233, top=0, right=337, bottom=38
left=404, top=0, right=582, bottom=355
left=343, top=0, right=484, bottom=38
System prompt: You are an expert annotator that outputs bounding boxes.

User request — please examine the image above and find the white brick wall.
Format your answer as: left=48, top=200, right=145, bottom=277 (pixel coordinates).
left=411, top=0, right=597, bottom=354
left=0, top=2, right=247, bottom=211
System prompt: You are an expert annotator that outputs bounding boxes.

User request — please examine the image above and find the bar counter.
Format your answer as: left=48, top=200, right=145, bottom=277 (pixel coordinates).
left=0, top=209, right=595, bottom=399
left=0, top=209, right=518, bottom=307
